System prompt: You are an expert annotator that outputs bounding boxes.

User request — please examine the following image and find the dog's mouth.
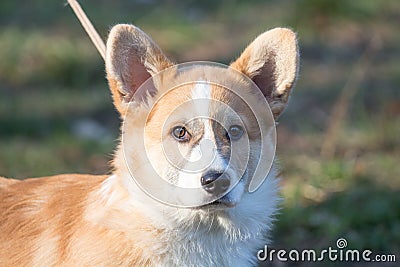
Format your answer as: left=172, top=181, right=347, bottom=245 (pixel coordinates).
left=202, top=195, right=237, bottom=209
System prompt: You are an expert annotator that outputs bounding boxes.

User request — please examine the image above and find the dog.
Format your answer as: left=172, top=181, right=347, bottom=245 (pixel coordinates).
left=0, top=24, right=299, bottom=266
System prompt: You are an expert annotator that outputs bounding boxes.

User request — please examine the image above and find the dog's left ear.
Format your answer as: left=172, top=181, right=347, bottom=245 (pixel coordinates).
left=106, top=24, right=173, bottom=114
left=230, top=28, right=299, bottom=118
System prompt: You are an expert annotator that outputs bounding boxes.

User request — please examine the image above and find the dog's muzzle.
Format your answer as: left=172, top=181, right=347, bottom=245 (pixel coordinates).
left=200, top=171, right=230, bottom=196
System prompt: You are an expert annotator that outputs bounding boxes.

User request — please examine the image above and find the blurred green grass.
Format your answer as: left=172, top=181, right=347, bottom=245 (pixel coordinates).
left=0, top=0, right=399, bottom=265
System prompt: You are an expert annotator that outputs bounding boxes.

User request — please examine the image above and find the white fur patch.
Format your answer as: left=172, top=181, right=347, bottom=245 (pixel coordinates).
left=175, top=172, right=201, bottom=189
left=99, top=175, right=119, bottom=207
left=191, top=81, right=211, bottom=100
left=191, top=82, right=216, bottom=154
left=187, top=144, right=202, bottom=162
left=32, top=230, right=58, bottom=266
left=191, top=81, right=211, bottom=116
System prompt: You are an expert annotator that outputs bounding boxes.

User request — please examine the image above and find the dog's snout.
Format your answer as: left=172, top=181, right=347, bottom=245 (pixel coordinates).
left=201, top=172, right=230, bottom=195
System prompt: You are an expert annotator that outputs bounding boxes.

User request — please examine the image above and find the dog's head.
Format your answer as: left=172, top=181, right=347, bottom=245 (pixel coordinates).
left=105, top=24, right=298, bottom=225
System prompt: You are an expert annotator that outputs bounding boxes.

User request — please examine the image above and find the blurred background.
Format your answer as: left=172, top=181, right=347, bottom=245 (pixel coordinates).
left=0, top=0, right=399, bottom=265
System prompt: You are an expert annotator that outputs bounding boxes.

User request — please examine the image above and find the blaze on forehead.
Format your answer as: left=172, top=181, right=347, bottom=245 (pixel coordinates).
left=146, top=65, right=264, bottom=132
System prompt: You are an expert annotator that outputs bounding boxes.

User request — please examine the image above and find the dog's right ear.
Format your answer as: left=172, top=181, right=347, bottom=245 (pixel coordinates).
left=230, top=28, right=299, bottom=119
left=106, top=24, right=173, bottom=114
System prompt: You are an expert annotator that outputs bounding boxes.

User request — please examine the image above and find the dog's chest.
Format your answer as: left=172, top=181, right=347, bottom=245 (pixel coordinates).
left=152, top=227, right=262, bottom=267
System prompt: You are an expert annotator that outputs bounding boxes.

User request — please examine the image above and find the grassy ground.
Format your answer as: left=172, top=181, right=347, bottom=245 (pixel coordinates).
left=0, top=0, right=399, bottom=266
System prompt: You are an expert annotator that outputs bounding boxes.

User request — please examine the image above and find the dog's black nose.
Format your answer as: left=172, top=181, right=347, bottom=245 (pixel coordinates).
left=201, top=172, right=230, bottom=195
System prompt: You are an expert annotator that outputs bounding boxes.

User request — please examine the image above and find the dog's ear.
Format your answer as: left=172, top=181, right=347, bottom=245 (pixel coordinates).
left=230, top=28, right=299, bottom=118
left=106, top=24, right=173, bottom=114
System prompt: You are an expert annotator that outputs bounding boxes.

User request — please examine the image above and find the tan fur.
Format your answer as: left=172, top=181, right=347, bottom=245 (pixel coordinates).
left=0, top=174, right=164, bottom=266
left=230, top=28, right=299, bottom=118
left=0, top=24, right=299, bottom=266
left=106, top=24, right=173, bottom=114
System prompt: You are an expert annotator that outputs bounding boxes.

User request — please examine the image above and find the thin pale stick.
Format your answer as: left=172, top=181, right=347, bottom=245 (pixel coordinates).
left=67, top=0, right=106, bottom=60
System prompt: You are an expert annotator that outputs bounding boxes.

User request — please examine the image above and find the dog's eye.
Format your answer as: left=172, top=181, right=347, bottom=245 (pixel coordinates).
left=172, top=126, right=190, bottom=142
left=228, top=125, right=244, bottom=140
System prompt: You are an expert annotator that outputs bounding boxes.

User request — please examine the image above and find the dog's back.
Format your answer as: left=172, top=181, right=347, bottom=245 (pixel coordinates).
left=0, top=175, right=109, bottom=266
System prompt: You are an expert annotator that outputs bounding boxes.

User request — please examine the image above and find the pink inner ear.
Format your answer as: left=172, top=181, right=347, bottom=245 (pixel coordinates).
left=252, top=61, right=276, bottom=102
left=122, top=59, right=153, bottom=103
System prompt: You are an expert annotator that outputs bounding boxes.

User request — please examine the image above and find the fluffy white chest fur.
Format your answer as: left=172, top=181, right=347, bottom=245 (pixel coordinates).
left=156, top=175, right=280, bottom=267
left=95, top=168, right=279, bottom=267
